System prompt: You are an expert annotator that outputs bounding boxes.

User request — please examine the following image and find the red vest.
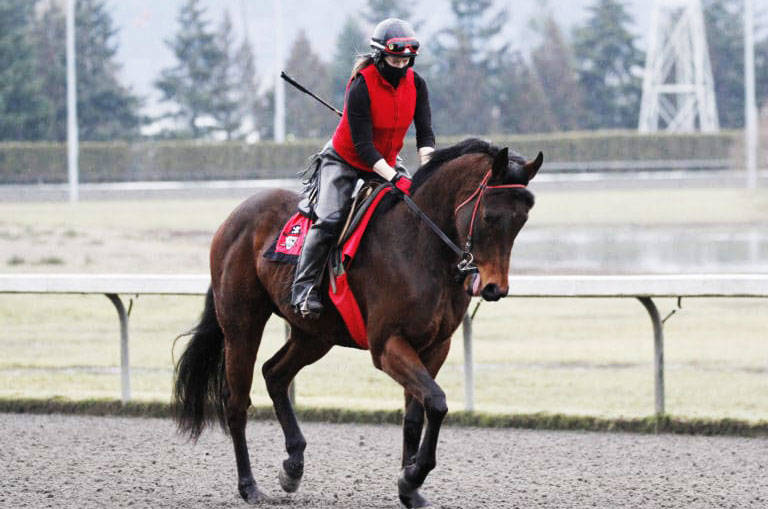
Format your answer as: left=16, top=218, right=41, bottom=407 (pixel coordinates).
left=332, top=65, right=417, bottom=172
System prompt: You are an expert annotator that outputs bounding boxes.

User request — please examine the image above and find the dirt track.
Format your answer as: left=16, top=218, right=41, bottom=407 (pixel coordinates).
left=1, top=413, right=766, bottom=508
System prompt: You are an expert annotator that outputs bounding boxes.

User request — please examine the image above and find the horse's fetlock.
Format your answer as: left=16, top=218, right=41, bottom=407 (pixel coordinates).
left=282, top=458, right=304, bottom=479
left=400, top=463, right=430, bottom=493
left=286, top=438, right=306, bottom=456
left=421, top=458, right=437, bottom=473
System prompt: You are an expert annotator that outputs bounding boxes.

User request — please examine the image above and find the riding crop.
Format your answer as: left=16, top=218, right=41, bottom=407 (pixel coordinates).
left=280, top=71, right=343, bottom=117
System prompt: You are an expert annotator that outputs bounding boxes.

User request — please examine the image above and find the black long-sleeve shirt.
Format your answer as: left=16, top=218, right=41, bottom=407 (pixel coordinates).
left=346, top=70, right=435, bottom=168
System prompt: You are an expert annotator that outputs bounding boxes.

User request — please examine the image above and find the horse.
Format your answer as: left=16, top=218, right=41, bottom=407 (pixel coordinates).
left=172, top=138, right=542, bottom=508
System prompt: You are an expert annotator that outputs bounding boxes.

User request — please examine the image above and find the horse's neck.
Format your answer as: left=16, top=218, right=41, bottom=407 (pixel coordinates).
left=411, top=161, right=484, bottom=235
left=394, top=161, right=484, bottom=265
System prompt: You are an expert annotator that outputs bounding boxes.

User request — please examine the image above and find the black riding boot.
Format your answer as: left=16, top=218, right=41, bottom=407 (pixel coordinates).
left=291, top=226, right=336, bottom=318
left=291, top=142, right=360, bottom=318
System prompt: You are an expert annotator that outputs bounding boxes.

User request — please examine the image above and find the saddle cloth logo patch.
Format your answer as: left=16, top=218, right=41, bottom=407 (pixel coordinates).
left=266, top=213, right=312, bottom=262
left=283, top=224, right=302, bottom=250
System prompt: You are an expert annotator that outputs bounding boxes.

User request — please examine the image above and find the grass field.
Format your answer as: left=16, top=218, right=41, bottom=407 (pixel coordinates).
left=1, top=187, right=767, bottom=421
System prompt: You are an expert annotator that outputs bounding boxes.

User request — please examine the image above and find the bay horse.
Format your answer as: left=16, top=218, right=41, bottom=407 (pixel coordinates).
left=172, top=138, right=542, bottom=507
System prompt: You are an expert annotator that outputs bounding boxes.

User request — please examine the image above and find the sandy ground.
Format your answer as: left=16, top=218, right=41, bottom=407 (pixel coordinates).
left=1, top=413, right=766, bottom=508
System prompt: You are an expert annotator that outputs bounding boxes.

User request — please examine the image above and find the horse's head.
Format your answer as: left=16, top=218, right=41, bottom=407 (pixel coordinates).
left=456, top=147, right=542, bottom=301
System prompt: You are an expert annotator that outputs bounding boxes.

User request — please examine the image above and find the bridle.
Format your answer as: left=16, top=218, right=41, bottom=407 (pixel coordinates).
left=399, top=167, right=527, bottom=279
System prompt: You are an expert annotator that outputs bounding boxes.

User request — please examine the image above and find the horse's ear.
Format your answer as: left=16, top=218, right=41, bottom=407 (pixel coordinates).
left=524, top=152, right=543, bottom=181
left=492, top=147, right=509, bottom=181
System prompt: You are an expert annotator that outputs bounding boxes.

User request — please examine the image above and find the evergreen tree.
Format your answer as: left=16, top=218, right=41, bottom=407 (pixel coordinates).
left=75, top=0, right=141, bottom=140
left=155, top=0, right=223, bottom=137
left=530, top=13, right=587, bottom=131
left=211, top=10, right=240, bottom=139
left=284, top=30, right=335, bottom=139
left=572, top=0, right=643, bottom=129
left=361, top=0, right=415, bottom=25
left=31, top=0, right=66, bottom=141
left=756, top=34, right=768, bottom=110
left=236, top=34, right=263, bottom=140
left=0, top=0, right=49, bottom=140
left=329, top=16, right=367, bottom=109
left=703, top=0, right=744, bottom=128
left=31, top=0, right=141, bottom=141
left=259, top=88, right=275, bottom=141
left=428, top=0, right=509, bottom=135
left=492, top=51, right=557, bottom=133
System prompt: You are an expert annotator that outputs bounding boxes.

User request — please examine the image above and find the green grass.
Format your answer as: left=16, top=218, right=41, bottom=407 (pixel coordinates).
left=0, top=294, right=765, bottom=421
left=0, top=188, right=767, bottom=423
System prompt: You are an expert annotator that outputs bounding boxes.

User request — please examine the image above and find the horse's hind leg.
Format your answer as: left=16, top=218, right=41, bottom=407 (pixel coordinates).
left=262, top=326, right=331, bottom=493
left=219, top=296, right=272, bottom=503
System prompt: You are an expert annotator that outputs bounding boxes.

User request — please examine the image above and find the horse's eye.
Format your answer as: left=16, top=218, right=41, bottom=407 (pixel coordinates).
left=484, top=214, right=502, bottom=225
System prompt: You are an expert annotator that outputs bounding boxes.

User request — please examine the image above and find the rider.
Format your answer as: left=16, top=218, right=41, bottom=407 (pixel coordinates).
left=291, top=18, right=436, bottom=318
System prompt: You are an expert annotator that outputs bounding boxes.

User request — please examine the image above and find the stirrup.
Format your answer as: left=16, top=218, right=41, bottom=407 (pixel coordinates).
left=295, top=292, right=323, bottom=319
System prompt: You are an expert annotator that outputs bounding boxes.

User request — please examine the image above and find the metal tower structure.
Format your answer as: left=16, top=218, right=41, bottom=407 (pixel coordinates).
left=638, top=0, right=719, bottom=133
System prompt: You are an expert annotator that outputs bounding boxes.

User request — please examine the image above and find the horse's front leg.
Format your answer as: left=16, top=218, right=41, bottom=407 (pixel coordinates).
left=377, top=336, right=448, bottom=509
left=401, top=341, right=450, bottom=469
left=402, top=394, right=424, bottom=468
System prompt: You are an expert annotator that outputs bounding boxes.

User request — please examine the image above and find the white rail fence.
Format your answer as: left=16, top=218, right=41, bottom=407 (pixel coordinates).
left=1, top=273, right=767, bottom=415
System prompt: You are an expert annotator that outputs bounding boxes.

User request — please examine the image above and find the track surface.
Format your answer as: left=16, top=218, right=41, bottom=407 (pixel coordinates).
left=2, top=413, right=766, bottom=508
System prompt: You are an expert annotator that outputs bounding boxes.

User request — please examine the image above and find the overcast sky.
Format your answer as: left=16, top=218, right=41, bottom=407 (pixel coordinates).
left=108, top=0, right=766, bottom=115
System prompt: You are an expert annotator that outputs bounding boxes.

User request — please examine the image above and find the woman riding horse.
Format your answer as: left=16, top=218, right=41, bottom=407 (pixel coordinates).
left=291, top=17, right=436, bottom=318
left=172, top=17, right=543, bottom=509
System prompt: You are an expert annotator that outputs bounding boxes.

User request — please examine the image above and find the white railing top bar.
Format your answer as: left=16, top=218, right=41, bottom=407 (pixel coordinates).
left=1, top=273, right=767, bottom=298
left=506, top=274, right=768, bottom=298
left=0, top=273, right=210, bottom=295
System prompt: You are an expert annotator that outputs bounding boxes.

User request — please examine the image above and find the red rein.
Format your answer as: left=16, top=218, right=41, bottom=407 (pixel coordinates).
left=454, top=169, right=527, bottom=242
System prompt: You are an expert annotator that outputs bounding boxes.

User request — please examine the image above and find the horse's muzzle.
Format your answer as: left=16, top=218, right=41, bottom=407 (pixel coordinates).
left=481, top=283, right=507, bottom=302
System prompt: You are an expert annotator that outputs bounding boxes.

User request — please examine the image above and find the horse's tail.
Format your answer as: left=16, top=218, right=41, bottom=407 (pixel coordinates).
left=172, top=286, right=227, bottom=440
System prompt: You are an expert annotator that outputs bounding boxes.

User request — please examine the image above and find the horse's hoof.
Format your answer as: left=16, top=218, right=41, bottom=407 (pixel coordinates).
left=238, top=479, right=268, bottom=504
left=398, top=470, right=430, bottom=508
left=278, top=463, right=303, bottom=493
left=399, top=491, right=431, bottom=508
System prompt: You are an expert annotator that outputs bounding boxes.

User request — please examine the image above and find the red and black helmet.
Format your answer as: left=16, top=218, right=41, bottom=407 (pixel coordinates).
left=369, top=18, right=420, bottom=57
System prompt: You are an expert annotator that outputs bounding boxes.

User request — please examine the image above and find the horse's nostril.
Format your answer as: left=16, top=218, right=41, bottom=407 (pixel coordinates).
left=481, top=283, right=503, bottom=302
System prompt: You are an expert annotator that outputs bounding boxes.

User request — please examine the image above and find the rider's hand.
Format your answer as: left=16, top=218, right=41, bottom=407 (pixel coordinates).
left=419, top=146, right=435, bottom=166
left=390, top=172, right=412, bottom=197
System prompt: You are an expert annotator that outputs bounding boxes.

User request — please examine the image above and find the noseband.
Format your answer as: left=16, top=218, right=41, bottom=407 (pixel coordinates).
left=399, top=167, right=527, bottom=279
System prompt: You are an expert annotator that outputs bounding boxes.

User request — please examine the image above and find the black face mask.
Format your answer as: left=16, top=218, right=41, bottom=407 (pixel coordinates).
left=376, top=58, right=409, bottom=87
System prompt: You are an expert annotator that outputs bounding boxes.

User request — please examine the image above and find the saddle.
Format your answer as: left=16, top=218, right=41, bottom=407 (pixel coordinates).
left=264, top=180, right=394, bottom=349
left=264, top=179, right=389, bottom=265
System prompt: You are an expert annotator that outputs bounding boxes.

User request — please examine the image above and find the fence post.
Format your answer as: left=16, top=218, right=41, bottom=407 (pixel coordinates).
left=637, top=297, right=665, bottom=416
left=462, top=312, right=474, bottom=412
left=105, top=294, right=130, bottom=402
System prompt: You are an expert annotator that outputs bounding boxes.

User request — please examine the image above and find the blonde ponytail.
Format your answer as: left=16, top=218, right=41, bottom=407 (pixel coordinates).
left=349, top=55, right=375, bottom=80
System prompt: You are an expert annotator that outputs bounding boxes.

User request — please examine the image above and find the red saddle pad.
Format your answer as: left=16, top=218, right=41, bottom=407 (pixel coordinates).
left=264, top=188, right=393, bottom=349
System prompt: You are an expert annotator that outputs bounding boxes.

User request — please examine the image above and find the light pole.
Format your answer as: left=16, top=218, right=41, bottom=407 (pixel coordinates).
left=744, top=0, right=758, bottom=189
left=273, top=0, right=285, bottom=142
left=66, top=0, right=79, bottom=202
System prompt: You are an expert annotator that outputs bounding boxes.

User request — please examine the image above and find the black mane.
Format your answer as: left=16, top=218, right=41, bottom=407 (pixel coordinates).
left=376, top=138, right=529, bottom=215
left=410, top=138, right=527, bottom=193
left=411, top=138, right=495, bottom=193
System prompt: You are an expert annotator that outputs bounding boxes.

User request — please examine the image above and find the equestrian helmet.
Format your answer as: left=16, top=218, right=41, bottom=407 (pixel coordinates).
left=370, top=18, right=420, bottom=57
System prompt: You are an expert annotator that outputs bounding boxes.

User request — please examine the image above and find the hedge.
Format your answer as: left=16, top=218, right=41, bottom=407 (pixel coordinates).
left=0, top=130, right=741, bottom=184
left=2, top=398, right=766, bottom=436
